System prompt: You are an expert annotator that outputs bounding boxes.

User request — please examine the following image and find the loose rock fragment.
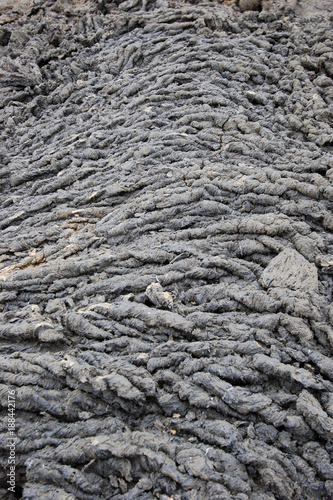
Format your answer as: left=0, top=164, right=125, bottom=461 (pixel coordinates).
left=145, top=282, right=173, bottom=309
left=259, top=248, right=319, bottom=292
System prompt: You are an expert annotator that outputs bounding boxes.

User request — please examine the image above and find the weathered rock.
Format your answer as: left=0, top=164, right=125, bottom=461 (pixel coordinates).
left=145, top=282, right=173, bottom=309
left=0, top=0, right=332, bottom=498
left=259, top=248, right=319, bottom=292
left=239, top=0, right=261, bottom=12
left=0, top=28, right=11, bottom=46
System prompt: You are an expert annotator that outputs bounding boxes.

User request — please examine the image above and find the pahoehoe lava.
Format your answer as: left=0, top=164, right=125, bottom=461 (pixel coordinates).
left=0, top=0, right=333, bottom=499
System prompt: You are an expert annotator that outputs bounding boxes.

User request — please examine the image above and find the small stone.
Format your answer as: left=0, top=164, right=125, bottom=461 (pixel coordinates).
left=239, top=0, right=261, bottom=13
left=259, top=248, right=318, bottom=292
left=0, top=28, right=11, bottom=46
left=145, top=282, right=173, bottom=309
left=316, top=254, right=333, bottom=274
left=137, top=477, right=153, bottom=490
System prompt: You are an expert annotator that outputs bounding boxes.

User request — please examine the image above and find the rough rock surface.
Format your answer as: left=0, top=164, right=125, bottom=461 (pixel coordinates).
left=259, top=248, right=319, bottom=291
left=0, top=0, right=333, bottom=499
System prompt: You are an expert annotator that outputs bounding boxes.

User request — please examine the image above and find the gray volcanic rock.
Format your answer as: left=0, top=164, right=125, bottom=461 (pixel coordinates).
left=0, top=1, right=333, bottom=499
left=239, top=0, right=261, bottom=13
left=145, top=282, right=174, bottom=309
left=259, top=248, right=319, bottom=291
left=0, top=56, right=42, bottom=88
